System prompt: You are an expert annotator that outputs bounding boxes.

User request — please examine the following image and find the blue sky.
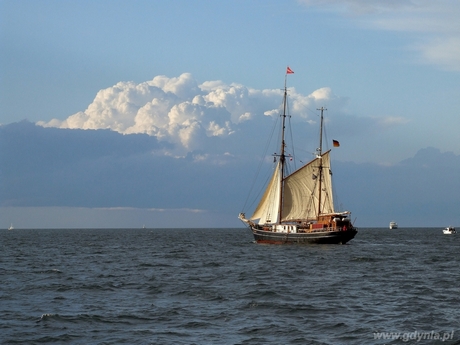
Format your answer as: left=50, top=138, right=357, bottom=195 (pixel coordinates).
left=1, top=0, right=460, bottom=228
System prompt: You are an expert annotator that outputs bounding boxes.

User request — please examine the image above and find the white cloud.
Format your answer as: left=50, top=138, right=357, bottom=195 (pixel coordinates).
left=299, top=0, right=460, bottom=71
left=38, top=74, right=349, bottom=156
left=378, top=116, right=410, bottom=127
left=298, top=0, right=414, bottom=14
left=415, top=36, right=460, bottom=71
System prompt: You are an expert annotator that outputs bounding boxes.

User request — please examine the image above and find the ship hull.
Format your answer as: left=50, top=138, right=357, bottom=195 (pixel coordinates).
left=251, top=226, right=357, bottom=244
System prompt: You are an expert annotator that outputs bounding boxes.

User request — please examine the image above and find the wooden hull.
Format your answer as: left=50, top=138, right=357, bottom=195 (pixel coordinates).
left=250, top=226, right=357, bottom=244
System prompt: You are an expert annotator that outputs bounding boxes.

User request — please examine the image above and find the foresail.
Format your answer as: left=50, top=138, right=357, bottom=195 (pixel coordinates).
left=250, top=161, right=281, bottom=224
left=281, top=151, right=334, bottom=221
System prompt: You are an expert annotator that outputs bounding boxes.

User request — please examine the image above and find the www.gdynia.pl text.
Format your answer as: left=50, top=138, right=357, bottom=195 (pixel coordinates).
left=373, top=330, right=454, bottom=342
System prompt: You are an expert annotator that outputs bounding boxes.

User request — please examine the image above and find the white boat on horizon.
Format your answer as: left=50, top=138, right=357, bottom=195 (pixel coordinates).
left=8, top=223, right=14, bottom=230
left=443, top=226, right=456, bottom=235
left=389, top=222, right=398, bottom=229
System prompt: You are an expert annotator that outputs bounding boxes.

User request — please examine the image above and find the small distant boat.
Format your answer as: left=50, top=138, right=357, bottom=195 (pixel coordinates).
left=8, top=223, right=14, bottom=230
left=389, top=222, right=398, bottom=229
left=442, top=226, right=456, bottom=235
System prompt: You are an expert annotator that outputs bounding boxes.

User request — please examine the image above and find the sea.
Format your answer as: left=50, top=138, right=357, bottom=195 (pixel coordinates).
left=1, top=227, right=459, bottom=345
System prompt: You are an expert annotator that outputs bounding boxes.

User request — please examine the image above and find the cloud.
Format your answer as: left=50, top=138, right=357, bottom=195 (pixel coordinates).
left=34, top=74, right=411, bottom=165
left=0, top=121, right=250, bottom=211
left=377, top=116, right=410, bottom=127
left=298, top=0, right=414, bottom=14
left=334, top=147, right=460, bottom=226
left=38, top=74, right=353, bottom=156
left=298, top=0, right=460, bottom=71
left=3, top=121, right=460, bottom=227
left=415, top=36, right=460, bottom=71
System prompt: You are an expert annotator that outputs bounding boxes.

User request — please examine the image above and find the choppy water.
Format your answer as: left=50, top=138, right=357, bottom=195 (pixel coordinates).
left=1, top=228, right=459, bottom=344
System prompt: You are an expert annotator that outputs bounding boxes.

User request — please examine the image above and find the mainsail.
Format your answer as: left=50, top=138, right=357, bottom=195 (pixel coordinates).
left=282, top=150, right=334, bottom=221
left=250, top=151, right=334, bottom=224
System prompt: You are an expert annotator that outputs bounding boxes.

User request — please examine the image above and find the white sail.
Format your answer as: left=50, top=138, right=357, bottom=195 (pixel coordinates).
left=281, top=150, right=334, bottom=221
left=250, top=161, right=281, bottom=224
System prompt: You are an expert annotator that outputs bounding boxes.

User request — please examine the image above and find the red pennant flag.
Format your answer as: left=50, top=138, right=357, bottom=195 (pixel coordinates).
left=286, top=66, right=294, bottom=74
left=333, top=140, right=340, bottom=147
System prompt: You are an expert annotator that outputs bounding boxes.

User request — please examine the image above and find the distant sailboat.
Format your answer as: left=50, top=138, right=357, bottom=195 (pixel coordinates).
left=238, top=67, right=357, bottom=244
left=8, top=223, right=14, bottom=230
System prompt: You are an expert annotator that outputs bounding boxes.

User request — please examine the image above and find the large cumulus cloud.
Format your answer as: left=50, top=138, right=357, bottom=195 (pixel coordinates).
left=38, top=73, right=345, bottom=156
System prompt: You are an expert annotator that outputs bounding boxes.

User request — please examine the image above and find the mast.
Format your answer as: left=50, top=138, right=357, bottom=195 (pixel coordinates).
left=317, top=106, right=326, bottom=218
left=277, top=77, right=288, bottom=223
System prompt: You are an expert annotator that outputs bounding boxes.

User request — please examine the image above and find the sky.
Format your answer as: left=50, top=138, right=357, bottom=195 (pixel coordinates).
left=1, top=0, right=460, bottom=229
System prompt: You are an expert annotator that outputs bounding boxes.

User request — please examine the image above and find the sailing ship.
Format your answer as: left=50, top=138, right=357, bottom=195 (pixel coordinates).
left=8, top=223, right=14, bottom=230
left=239, top=68, right=357, bottom=244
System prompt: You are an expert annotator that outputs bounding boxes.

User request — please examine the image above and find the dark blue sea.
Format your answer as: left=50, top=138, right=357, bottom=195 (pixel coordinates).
left=1, top=228, right=459, bottom=345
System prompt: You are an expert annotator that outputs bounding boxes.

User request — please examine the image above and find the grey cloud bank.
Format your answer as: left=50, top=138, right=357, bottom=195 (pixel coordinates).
left=1, top=121, right=459, bottom=228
